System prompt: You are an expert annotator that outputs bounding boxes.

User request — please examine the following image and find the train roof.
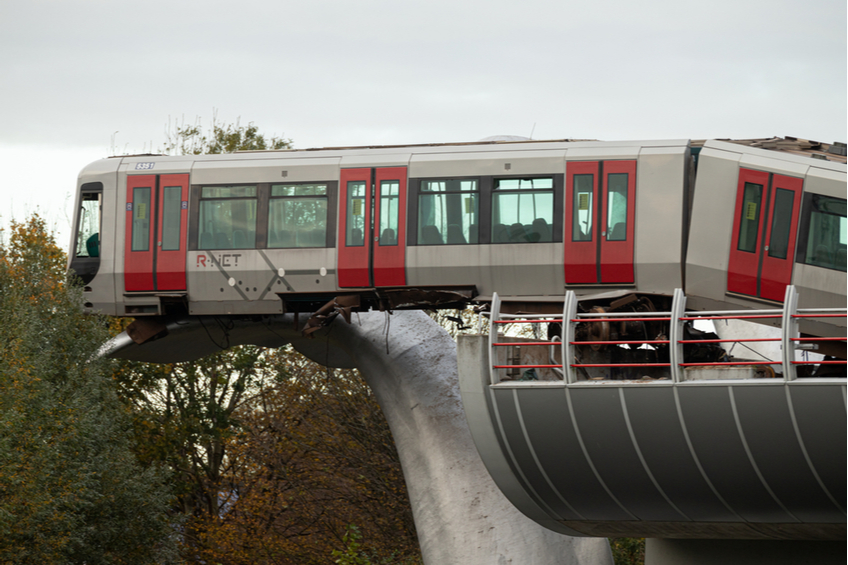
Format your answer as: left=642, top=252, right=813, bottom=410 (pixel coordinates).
left=693, top=136, right=847, bottom=165
left=107, top=136, right=847, bottom=166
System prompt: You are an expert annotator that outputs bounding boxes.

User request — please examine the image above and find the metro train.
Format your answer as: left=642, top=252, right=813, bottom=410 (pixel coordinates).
left=69, top=137, right=847, bottom=348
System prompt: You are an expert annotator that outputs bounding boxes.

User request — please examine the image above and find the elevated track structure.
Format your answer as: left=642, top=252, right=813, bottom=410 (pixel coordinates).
left=76, top=136, right=845, bottom=564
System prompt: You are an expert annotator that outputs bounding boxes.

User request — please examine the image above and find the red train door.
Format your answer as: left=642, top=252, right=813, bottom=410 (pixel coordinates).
left=727, top=168, right=803, bottom=301
left=338, top=167, right=407, bottom=288
left=564, top=160, right=636, bottom=284
left=124, top=173, right=189, bottom=292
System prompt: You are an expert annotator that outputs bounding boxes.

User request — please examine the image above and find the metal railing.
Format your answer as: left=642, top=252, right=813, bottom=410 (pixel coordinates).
left=486, top=286, right=846, bottom=385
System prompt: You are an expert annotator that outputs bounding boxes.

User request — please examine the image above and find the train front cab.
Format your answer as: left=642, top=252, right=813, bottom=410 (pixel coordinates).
left=686, top=140, right=847, bottom=338
left=69, top=157, right=122, bottom=316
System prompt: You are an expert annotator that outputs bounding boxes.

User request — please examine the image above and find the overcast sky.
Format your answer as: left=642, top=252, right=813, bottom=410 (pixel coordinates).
left=1, top=0, right=845, bottom=248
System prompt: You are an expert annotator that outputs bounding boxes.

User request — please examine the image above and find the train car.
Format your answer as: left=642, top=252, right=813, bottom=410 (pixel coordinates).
left=68, top=137, right=846, bottom=350
left=686, top=139, right=846, bottom=339
left=68, top=139, right=690, bottom=313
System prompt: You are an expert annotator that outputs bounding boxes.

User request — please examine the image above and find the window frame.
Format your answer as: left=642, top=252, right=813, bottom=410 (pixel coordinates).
left=189, top=181, right=338, bottom=250
left=75, top=186, right=103, bottom=258
left=408, top=174, right=563, bottom=246
left=795, top=192, right=847, bottom=272
left=491, top=174, right=563, bottom=245
left=408, top=176, right=484, bottom=246
left=69, top=182, right=103, bottom=285
left=195, top=184, right=259, bottom=250
left=131, top=186, right=153, bottom=252
left=268, top=182, right=333, bottom=249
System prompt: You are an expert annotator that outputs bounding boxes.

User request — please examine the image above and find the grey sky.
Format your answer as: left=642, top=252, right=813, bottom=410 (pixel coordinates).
left=1, top=0, right=845, bottom=246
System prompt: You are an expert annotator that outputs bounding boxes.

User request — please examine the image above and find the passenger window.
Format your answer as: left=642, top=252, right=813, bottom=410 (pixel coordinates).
left=418, top=179, right=478, bottom=245
left=802, top=194, right=847, bottom=272
left=268, top=183, right=328, bottom=248
left=198, top=185, right=257, bottom=250
left=161, top=185, right=182, bottom=251
left=379, top=180, right=400, bottom=246
left=346, top=181, right=367, bottom=247
left=75, top=192, right=101, bottom=258
left=131, top=187, right=152, bottom=252
left=767, top=188, right=794, bottom=260
left=492, top=178, right=554, bottom=243
left=737, top=182, right=763, bottom=253
left=606, top=173, right=628, bottom=241
left=572, top=174, right=593, bottom=242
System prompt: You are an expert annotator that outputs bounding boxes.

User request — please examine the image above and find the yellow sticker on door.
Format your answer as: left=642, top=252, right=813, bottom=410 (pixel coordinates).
left=745, top=201, right=757, bottom=221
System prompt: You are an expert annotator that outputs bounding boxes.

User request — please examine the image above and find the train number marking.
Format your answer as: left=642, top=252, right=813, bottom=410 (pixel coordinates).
left=135, top=162, right=155, bottom=170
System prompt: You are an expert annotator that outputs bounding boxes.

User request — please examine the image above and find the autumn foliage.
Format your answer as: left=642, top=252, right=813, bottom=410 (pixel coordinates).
left=0, top=215, right=179, bottom=564
left=185, top=350, right=421, bottom=564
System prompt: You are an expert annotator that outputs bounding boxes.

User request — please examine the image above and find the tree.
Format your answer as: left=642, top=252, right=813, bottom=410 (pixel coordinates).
left=192, top=349, right=420, bottom=565
left=610, top=537, right=645, bottom=565
left=0, top=215, right=179, bottom=564
left=160, top=111, right=292, bottom=156
left=113, top=346, right=276, bottom=520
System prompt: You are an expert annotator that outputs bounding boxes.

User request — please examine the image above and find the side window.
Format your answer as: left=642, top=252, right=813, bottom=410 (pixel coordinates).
left=346, top=181, right=367, bottom=247
left=606, top=173, right=628, bottom=241
left=767, top=188, right=794, bottom=260
left=198, top=185, right=257, bottom=250
left=268, top=183, right=328, bottom=248
left=161, top=185, right=183, bottom=251
left=736, top=182, right=763, bottom=253
left=131, top=186, right=152, bottom=252
left=418, top=179, right=479, bottom=245
left=75, top=191, right=102, bottom=258
left=572, top=174, right=593, bottom=241
left=492, top=177, right=554, bottom=243
left=379, top=180, right=400, bottom=246
left=799, top=194, right=847, bottom=271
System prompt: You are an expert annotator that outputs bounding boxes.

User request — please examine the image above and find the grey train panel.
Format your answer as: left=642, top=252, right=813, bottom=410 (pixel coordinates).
left=676, top=385, right=793, bottom=522
left=622, top=386, right=737, bottom=522
left=405, top=243, right=565, bottom=298
left=631, top=146, right=690, bottom=295
left=511, top=387, right=631, bottom=521
left=409, top=149, right=566, bottom=178
left=568, top=386, right=684, bottom=521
